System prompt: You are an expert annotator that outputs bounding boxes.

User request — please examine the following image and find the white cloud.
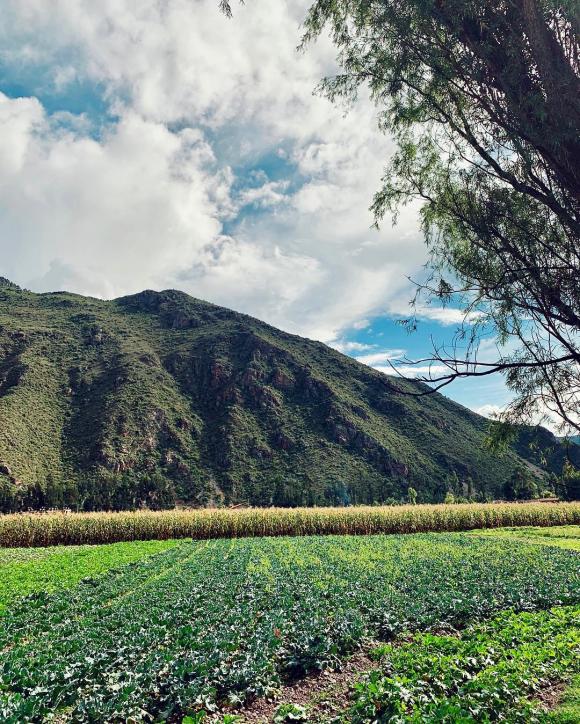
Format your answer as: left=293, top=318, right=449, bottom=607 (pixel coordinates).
left=0, top=0, right=339, bottom=139
left=355, top=350, right=406, bottom=365
left=374, top=364, right=450, bottom=379
left=386, top=303, right=482, bottom=327
left=474, top=403, right=505, bottom=420
left=330, top=340, right=375, bottom=353
left=235, top=181, right=290, bottom=212
left=417, top=307, right=471, bottom=326
left=473, top=400, right=579, bottom=436
left=0, top=94, right=228, bottom=296
left=0, top=94, right=44, bottom=173
left=0, top=0, right=427, bottom=343
left=182, top=235, right=324, bottom=321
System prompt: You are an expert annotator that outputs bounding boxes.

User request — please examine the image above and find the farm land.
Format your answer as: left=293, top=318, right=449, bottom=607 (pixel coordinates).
left=0, top=516, right=579, bottom=722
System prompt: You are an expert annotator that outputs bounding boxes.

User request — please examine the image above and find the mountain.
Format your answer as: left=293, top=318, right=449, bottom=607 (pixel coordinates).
left=0, top=279, right=574, bottom=511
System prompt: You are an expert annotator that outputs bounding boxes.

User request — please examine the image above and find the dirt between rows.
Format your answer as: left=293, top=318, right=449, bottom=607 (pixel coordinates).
left=209, top=648, right=377, bottom=723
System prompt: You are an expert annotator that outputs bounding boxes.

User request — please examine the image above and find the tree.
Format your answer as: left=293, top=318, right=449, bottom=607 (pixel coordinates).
left=557, top=460, right=580, bottom=500
left=503, top=465, right=539, bottom=500
left=225, top=0, right=580, bottom=434
left=325, top=480, right=352, bottom=506
left=444, top=471, right=462, bottom=497
left=407, top=486, right=418, bottom=504
left=466, top=476, right=475, bottom=498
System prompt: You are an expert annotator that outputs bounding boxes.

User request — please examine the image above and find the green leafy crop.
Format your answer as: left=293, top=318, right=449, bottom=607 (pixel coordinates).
left=347, top=606, right=580, bottom=723
left=0, top=532, right=578, bottom=721
left=0, top=538, right=180, bottom=613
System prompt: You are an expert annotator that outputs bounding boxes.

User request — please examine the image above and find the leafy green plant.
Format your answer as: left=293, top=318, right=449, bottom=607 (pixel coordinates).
left=182, top=713, right=206, bottom=724
left=348, top=606, right=580, bottom=722
left=0, top=538, right=179, bottom=613
left=274, top=702, right=309, bottom=722
left=0, top=532, right=578, bottom=721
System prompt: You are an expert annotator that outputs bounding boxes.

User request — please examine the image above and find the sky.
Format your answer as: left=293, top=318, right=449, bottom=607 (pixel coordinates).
left=0, top=0, right=513, bottom=418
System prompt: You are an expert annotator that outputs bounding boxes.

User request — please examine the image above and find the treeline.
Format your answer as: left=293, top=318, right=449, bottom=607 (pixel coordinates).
left=1, top=463, right=578, bottom=514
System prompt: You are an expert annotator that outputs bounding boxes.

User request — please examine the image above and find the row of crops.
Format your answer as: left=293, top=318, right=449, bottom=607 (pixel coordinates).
left=347, top=605, right=580, bottom=722
left=0, top=539, right=179, bottom=613
left=0, top=532, right=579, bottom=722
left=1, top=501, right=579, bottom=547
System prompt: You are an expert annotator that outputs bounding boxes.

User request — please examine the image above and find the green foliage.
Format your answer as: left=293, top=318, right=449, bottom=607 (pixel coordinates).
left=348, top=606, right=580, bottom=722
left=0, top=532, right=578, bottom=721
left=0, top=284, right=576, bottom=512
left=504, top=465, right=540, bottom=501
left=274, top=703, right=309, bottom=722
left=471, top=525, right=580, bottom=552
left=559, top=462, right=580, bottom=501
left=301, top=0, right=580, bottom=433
left=0, top=539, right=180, bottom=613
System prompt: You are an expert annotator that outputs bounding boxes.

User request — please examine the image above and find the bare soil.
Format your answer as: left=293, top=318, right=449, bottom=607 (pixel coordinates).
left=211, top=648, right=379, bottom=723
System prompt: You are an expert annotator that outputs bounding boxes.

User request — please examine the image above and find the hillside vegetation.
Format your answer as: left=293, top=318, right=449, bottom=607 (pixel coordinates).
left=0, top=278, right=576, bottom=511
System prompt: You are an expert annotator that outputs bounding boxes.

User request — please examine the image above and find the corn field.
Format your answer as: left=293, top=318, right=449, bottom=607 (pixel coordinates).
left=1, top=502, right=579, bottom=547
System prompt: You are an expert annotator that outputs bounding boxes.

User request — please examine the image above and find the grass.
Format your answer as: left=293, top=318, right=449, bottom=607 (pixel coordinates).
left=0, top=531, right=578, bottom=721
left=1, top=502, right=579, bottom=547
left=471, top=524, right=580, bottom=551
left=0, top=538, right=180, bottom=613
left=550, top=675, right=580, bottom=722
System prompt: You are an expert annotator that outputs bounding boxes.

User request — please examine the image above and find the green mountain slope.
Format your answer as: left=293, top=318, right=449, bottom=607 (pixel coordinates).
left=0, top=279, right=574, bottom=511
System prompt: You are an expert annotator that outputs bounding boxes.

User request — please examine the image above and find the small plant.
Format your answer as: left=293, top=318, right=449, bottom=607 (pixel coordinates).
left=182, top=713, right=206, bottom=724
left=348, top=606, right=580, bottom=722
left=274, top=703, right=309, bottom=722
left=0, top=532, right=577, bottom=721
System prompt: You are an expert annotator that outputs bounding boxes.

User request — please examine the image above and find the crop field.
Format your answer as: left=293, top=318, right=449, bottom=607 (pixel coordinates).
left=0, top=539, right=180, bottom=614
left=347, top=605, right=580, bottom=722
left=470, top=524, right=580, bottom=551
left=0, top=528, right=579, bottom=722
left=1, top=501, right=580, bottom=547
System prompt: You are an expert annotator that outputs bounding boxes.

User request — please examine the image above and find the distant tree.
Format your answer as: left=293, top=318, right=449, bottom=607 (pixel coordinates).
left=443, top=491, right=456, bottom=504
left=138, top=473, right=177, bottom=510
left=407, top=486, right=418, bottom=504
left=557, top=461, right=580, bottom=500
left=0, top=477, right=14, bottom=513
left=444, top=471, right=462, bottom=497
left=222, top=0, right=580, bottom=435
left=325, top=481, right=352, bottom=506
left=504, top=466, right=539, bottom=500
left=466, top=476, right=475, bottom=499
left=382, top=496, right=401, bottom=506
